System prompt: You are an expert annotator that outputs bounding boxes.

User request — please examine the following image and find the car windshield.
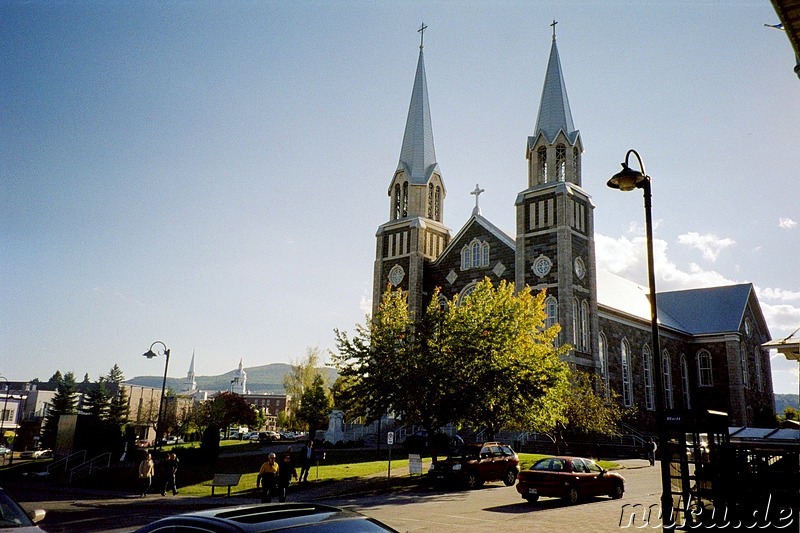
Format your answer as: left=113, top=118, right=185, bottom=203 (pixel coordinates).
left=447, top=445, right=482, bottom=459
left=0, top=491, right=35, bottom=527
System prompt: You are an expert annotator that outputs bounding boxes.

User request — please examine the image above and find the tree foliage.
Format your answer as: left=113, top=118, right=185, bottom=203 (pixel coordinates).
left=283, top=347, right=328, bottom=429
left=295, top=374, right=332, bottom=437
left=41, top=371, right=78, bottom=448
left=526, top=370, right=631, bottom=454
left=106, top=365, right=129, bottom=428
left=333, top=278, right=570, bottom=455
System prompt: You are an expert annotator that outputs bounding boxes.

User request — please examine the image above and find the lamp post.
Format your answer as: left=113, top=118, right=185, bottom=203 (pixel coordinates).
left=762, top=326, right=800, bottom=405
left=142, top=341, right=170, bottom=449
left=608, top=149, right=674, bottom=531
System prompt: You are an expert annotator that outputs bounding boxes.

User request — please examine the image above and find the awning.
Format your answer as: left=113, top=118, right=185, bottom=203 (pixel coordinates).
left=762, top=326, right=800, bottom=361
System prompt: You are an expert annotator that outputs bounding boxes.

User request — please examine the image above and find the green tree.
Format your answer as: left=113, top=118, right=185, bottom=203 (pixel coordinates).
left=527, top=370, right=630, bottom=454
left=333, top=279, right=569, bottom=457
left=106, top=365, right=129, bottom=428
left=82, top=377, right=111, bottom=419
left=781, top=405, right=798, bottom=422
left=283, top=347, right=326, bottom=429
left=448, top=280, right=569, bottom=438
left=41, top=371, right=78, bottom=448
left=295, top=375, right=331, bottom=438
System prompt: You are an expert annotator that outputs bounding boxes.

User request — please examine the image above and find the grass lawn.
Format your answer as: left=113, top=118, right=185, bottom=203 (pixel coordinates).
left=173, top=445, right=621, bottom=497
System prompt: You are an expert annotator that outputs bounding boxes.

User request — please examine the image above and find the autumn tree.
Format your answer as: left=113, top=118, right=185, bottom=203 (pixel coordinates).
left=526, top=370, right=631, bottom=454
left=283, top=347, right=327, bottom=429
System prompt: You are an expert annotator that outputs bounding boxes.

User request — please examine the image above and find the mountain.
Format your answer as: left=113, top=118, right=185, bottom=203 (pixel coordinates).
left=125, top=363, right=338, bottom=394
left=775, top=393, right=799, bottom=415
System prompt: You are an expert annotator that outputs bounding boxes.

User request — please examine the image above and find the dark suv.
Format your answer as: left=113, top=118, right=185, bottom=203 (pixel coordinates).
left=428, top=442, right=519, bottom=489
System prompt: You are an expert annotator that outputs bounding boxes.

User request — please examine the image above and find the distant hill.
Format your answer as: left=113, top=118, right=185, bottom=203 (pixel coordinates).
left=126, top=363, right=338, bottom=394
left=775, top=393, right=799, bottom=415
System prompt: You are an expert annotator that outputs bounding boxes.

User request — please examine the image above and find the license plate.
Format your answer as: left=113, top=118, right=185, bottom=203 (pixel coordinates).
left=528, top=488, right=537, bottom=494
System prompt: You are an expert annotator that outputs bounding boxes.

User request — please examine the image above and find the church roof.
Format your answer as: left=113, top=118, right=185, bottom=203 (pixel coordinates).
left=534, top=36, right=580, bottom=145
left=597, top=270, right=757, bottom=336
left=397, top=48, right=439, bottom=185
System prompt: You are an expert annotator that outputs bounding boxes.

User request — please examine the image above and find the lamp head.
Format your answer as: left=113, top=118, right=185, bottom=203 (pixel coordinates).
left=607, top=162, right=646, bottom=192
left=143, top=349, right=158, bottom=359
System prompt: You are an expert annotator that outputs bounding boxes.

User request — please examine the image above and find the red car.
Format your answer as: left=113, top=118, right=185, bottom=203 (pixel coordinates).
left=516, top=456, right=625, bottom=504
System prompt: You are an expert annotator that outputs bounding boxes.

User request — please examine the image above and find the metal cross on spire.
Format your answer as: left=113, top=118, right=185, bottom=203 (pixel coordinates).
left=551, top=19, right=558, bottom=40
left=471, top=183, right=485, bottom=216
left=418, top=22, right=428, bottom=49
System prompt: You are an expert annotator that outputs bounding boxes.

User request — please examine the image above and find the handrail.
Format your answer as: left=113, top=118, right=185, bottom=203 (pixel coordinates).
left=69, top=452, right=111, bottom=483
left=47, top=450, right=87, bottom=475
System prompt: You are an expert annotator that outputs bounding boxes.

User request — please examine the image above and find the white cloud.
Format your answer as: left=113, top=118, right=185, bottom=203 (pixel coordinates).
left=778, top=217, right=797, bottom=229
left=677, top=232, right=736, bottom=262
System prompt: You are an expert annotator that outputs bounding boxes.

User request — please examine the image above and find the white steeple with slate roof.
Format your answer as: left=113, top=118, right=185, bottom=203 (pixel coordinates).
left=526, top=24, right=583, bottom=188
left=373, top=25, right=451, bottom=317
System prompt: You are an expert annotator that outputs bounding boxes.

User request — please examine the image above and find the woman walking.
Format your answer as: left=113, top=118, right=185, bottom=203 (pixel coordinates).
left=138, top=452, right=154, bottom=497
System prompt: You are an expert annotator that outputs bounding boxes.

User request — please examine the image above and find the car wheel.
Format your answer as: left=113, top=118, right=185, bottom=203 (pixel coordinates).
left=503, top=468, right=517, bottom=486
left=610, top=482, right=624, bottom=499
left=524, top=494, right=539, bottom=503
left=466, top=472, right=482, bottom=490
left=566, top=486, right=579, bottom=504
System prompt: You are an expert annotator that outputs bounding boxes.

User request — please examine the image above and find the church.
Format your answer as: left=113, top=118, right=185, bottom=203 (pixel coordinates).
left=372, top=27, right=776, bottom=432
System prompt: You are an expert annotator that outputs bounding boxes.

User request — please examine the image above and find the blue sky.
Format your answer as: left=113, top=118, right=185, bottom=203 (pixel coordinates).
left=2, top=1, right=798, bottom=395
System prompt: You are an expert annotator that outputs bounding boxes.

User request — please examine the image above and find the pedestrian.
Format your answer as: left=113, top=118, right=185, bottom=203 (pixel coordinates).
left=256, top=452, right=279, bottom=503
left=646, top=438, right=657, bottom=466
left=276, top=447, right=298, bottom=502
left=138, top=452, right=154, bottom=497
left=161, top=452, right=179, bottom=496
left=299, top=440, right=313, bottom=482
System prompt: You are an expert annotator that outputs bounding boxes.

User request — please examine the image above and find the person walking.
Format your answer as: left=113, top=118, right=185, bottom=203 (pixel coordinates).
left=299, top=440, right=313, bottom=483
left=256, top=452, right=279, bottom=503
left=138, top=452, right=154, bottom=497
left=276, top=447, right=298, bottom=502
left=646, top=438, right=657, bottom=466
left=161, top=452, right=179, bottom=496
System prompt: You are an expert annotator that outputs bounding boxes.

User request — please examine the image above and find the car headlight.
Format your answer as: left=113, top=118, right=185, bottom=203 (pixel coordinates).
left=452, top=464, right=462, bottom=471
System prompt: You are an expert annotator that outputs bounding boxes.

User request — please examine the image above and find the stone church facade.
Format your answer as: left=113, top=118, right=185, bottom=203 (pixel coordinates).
left=372, top=30, right=775, bottom=432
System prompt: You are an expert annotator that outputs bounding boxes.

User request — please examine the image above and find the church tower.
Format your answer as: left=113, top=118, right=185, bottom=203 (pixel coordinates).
left=373, top=25, right=451, bottom=317
left=182, top=350, right=197, bottom=393
left=515, top=24, right=599, bottom=370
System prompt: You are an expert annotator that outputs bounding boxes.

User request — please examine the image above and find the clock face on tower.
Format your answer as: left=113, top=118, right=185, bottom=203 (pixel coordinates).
left=389, top=265, right=405, bottom=286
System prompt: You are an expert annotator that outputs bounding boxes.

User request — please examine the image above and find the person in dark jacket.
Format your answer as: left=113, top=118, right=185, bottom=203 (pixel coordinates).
left=276, top=447, right=298, bottom=502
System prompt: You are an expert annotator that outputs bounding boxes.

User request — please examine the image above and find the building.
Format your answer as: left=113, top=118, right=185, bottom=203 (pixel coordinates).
left=372, top=27, right=776, bottom=432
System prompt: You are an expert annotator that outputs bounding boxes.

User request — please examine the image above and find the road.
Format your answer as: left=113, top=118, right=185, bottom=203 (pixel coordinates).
left=9, top=459, right=662, bottom=532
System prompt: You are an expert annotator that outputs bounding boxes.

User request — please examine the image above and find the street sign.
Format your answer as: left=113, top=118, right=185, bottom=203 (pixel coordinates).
left=387, top=431, right=394, bottom=445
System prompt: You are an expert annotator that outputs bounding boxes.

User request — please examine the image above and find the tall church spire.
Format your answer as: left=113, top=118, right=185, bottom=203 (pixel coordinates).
left=396, top=24, right=438, bottom=186
left=534, top=27, right=578, bottom=145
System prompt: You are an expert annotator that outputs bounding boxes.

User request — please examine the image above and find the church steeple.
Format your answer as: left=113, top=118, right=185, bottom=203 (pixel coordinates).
left=527, top=22, right=583, bottom=187
left=374, top=25, right=451, bottom=318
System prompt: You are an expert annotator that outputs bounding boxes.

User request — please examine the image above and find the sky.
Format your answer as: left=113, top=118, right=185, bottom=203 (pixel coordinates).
left=1, top=1, right=798, bottom=395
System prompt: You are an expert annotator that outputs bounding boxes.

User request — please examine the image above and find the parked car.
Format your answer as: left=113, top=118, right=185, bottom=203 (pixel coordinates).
left=428, top=442, right=519, bottom=489
left=0, top=486, right=46, bottom=531
left=19, top=449, right=52, bottom=459
left=515, top=456, right=625, bottom=504
left=0, top=445, right=10, bottom=457
left=258, top=431, right=281, bottom=443
left=160, top=436, right=184, bottom=445
left=132, top=502, right=397, bottom=532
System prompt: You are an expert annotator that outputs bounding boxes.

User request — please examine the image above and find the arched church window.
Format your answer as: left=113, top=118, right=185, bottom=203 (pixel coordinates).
left=572, top=147, right=580, bottom=182
left=481, top=242, right=489, bottom=266
left=428, top=184, right=434, bottom=219
left=643, top=345, right=655, bottom=411
left=471, top=242, right=481, bottom=268
left=681, top=354, right=691, bottom=409
left=662, top=350, right=674, bottom=409
left=572, top=298, right=579, bottom=346
left=393, top=184, right=401, bottom=220
left=621, top=339, right=632, bottom=407
left=402, top=182, right=408, bottom=218
left=697, top=350, right=713, bottom=387
left=537, top=146, right=547, bottom=183
left=461, top=246, right=470, bottom=271
left=556, top=144, right=566, bottom=181
left=434, top=186, right=441, bottom=221
left=599, top=333, right=609, bottom=396
left=580, top=300, right=589, bottom=350
left=545, top=296, right=558, bottom=329
left=754, top=348, right=763, bottom=391
left=458, top=282, right=478, bottom=303
left=740, top=342, right=749, bottom=388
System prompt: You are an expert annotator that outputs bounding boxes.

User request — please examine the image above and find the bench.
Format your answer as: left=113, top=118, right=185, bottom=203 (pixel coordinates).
left=210, top=473, right=242, bottom=496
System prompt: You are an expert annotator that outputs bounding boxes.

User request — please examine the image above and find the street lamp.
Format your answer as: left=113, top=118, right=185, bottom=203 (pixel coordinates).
left=608, top=149, right=674, bottom=531
left=143, top=341, right=170, bottom=448
left=762, top=326, right=800, bottom=405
